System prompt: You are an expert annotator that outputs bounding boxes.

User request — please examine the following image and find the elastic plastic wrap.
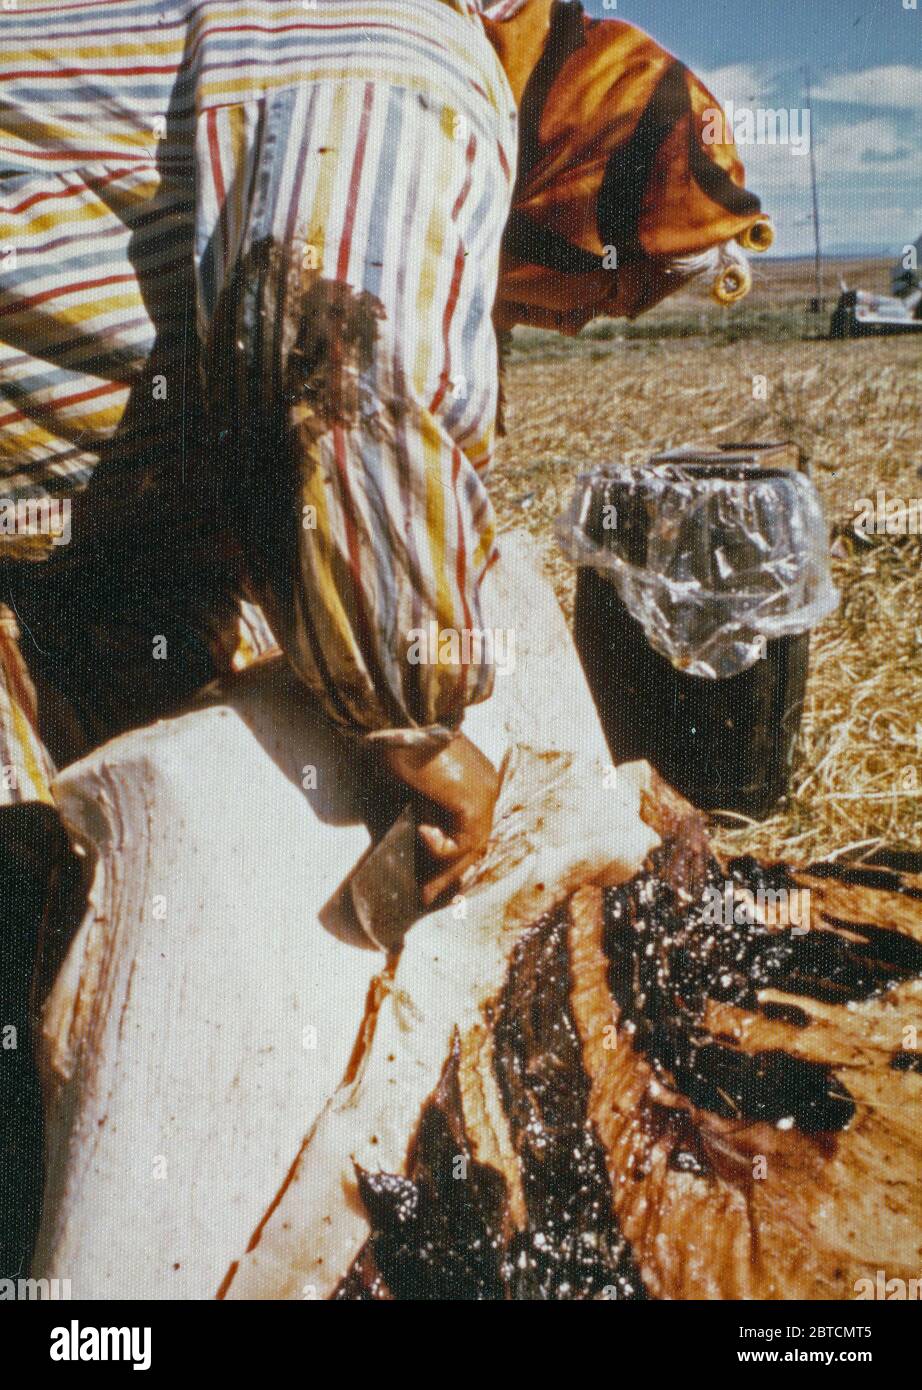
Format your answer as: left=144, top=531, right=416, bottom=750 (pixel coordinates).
left=556, top=464, right=839, bottom=680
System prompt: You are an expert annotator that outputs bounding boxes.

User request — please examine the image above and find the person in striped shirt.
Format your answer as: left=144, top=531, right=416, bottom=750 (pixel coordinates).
left=1, top=0, right=521, bottom=913
left=0, top=0, right=765, bottom=903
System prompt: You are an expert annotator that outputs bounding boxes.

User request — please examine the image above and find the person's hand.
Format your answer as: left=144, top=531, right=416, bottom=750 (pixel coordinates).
left=380, top=733, right=500, bottom=907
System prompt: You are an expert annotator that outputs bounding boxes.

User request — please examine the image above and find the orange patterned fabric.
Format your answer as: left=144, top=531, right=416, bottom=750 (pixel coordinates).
left=485, top=1, right=766, bottom=333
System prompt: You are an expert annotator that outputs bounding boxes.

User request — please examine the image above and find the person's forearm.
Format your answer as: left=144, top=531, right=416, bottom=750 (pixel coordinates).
left=380, top=731, right=501, bottom=905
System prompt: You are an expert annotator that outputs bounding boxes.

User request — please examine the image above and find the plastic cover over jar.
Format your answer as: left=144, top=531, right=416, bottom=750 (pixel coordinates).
left=556, top=463, right=840, bottom=680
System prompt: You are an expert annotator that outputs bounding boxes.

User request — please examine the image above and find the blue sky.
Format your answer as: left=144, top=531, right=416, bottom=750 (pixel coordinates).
left=581, top=0, right=922, bottom=255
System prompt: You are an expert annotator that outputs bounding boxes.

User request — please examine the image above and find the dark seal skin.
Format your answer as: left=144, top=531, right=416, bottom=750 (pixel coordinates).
left=336, top=907, right=646, bottom=1302
left=334, top=837, right=922, bottom=1300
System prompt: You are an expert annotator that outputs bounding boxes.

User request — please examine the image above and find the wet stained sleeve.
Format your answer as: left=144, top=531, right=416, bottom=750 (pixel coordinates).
left=208, top=76, right=516, bottom=753
left=236, top=364, right=503, bottom=753
left=278, top=375, right=502, bottom=754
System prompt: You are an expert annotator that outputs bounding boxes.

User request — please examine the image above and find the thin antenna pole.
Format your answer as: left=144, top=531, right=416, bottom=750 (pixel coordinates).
left=804, top=66, right=823, bottom=312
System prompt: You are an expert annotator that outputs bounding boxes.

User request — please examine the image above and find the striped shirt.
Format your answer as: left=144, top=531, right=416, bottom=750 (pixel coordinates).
left=0, top=0, right=518, bottom=753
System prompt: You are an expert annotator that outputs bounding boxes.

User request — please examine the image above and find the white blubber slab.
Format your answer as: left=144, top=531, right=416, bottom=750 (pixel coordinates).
left=32, top=532, right=622, bottom=1299
left=34, top=663, right=381, bottom=1300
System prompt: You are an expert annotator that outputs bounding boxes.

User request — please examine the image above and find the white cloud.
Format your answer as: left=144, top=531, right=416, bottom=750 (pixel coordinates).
left=734, top=139, right=812, bottom=194
left=817, top=116, right=922, bottom=176
left=695, top=63, right=776, bottom=107
left=822, top=201, right=918, bottom=243
left=812, top=65, right=922, bottom=110
left=730, top=116, right=922, bottom=256
left=734, top=115, right=922, bottom=202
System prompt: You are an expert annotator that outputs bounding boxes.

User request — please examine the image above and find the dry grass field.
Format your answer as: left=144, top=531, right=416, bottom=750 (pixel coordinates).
left=492, top=257, right=922, bottom=865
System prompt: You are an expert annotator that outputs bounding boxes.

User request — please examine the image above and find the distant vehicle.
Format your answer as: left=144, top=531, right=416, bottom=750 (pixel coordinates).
left=830, top=236, right=922, bottom=337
